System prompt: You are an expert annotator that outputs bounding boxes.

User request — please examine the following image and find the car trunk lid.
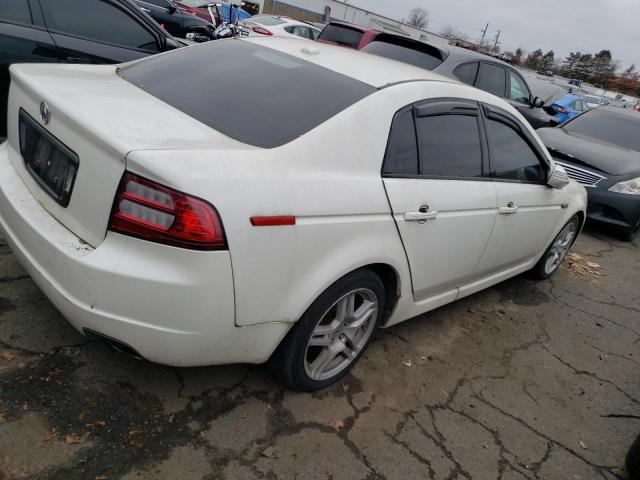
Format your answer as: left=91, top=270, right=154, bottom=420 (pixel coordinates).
left=6, top=63, right=250, bottom=247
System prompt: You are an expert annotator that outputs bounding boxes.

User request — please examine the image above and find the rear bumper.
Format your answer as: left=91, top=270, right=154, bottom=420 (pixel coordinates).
left=586, top=187, right=640, bottom=233
left=0, top=142, right=289, bottom=366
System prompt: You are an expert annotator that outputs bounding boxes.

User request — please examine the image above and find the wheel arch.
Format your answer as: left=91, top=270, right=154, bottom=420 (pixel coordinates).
left=365, top=263, right=401, bottom=325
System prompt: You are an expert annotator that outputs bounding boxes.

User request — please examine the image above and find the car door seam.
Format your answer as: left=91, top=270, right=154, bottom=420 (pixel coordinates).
left=380, top=179, right=416, bottom=297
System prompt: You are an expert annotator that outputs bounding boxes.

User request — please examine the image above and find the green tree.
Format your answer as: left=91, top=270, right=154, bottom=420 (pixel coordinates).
left=591, top=50, right=616, bottom=86
left=540, top=50, right=555, bottom=72
left=511, top=47, right=525, bottom=66
left=562, top=52, right=582, bottom=78
left=524, top=49, right=544, bottom=70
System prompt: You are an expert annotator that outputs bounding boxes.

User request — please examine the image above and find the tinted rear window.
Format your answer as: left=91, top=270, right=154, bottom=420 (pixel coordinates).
left=564, top=109, right=640, bottom=152
left=0, top=0, right=32, bottom=24
left=475, top=63, right=506, bottom=97
left=454, top=62, right=478, bottom=85
left=318, top=24, right=364, bottom=49
left=119, top=40, right=375, bottom=148
left=417, top=115, right=482, bottom=177
left=361, top=35, right=445, bottom=71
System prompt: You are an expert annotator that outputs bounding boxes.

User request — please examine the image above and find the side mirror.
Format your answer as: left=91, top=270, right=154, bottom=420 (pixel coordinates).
left=186, top=32, right=210, bottom=42
left=164, top=36, right=181, bottom=49
left=531, top=96, right=545, bottom=109
left=548, top=164, right=570, bottom=189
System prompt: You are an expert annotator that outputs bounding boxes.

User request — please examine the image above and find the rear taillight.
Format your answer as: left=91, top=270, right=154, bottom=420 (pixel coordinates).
left=109, top=172, right=226, bottom=250
left=253, top=26, right=273, bottom=35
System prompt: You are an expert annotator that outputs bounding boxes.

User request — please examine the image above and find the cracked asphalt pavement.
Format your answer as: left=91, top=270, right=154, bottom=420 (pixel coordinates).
left=0, top=227, right=638, bottom=480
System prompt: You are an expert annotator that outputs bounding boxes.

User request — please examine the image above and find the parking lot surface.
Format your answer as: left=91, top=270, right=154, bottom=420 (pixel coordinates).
left=0, top=228, right=638, bottom=480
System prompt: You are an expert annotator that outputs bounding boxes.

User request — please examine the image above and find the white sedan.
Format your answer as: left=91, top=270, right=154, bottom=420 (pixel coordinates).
left=0, top=37, right=585, bottom=391
left=239, top=15, right=320, bottom=39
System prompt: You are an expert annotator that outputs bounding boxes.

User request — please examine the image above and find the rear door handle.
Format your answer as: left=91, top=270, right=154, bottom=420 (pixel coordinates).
left=404, top=210, right=438, bottom=222
left=499, top=202, right=519, bottom=215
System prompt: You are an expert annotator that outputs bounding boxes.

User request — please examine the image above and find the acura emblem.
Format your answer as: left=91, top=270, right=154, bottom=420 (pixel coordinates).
left=40, top=101, right=51, bottom=125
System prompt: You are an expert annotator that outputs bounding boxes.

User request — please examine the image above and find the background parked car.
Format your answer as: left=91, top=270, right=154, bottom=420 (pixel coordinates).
left=134, top=0, right=216, bottom=39
left=359, top=34, right=555, bottom=128
left=538, top=107, right=640, bottom=241
left=0, top=0, right=183, bottom=139
left=545, top=93, right=590, bottom=125
left=584, top=94, right=611, bottom=109
left=239, top=15, right=320, bottom=39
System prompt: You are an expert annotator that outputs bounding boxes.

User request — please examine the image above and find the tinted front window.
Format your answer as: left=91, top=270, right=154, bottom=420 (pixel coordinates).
left=564, top=109, right=640, bottom=152
left=383, top=108, right=418, bottom=175
left=40, top=0, right=158, bottom=51
left=486, top=119, right=545, bottom=182
left=120, top=41, right=375, bottom=148
left=361, top=37, right=445, bottom=71
left=318, top=24, right=363, bottom=49
left=475, top=63, right=506, bottom=97
left=454, top=62, right=478, bottom=85
left=417, top=115, right=482, bottom=177
left=0, top=0, right=32, bottom=24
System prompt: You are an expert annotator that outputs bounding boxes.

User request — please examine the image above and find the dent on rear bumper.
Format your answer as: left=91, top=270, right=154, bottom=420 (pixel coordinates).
left=0, top=142, right=290, bottom=366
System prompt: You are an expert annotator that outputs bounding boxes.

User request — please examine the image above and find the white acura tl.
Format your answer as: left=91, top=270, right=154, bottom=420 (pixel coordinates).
left=0, top=37, right=585, bottom=390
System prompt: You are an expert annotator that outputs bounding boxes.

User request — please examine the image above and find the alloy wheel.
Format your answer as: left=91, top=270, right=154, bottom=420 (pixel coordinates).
left=544, top=220, right=578, bottom=275
left=303, top=288, right=378, bottom=381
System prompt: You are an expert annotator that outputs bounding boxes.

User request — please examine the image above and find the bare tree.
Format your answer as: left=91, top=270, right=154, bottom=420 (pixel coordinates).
left=404, top=7, right=429, bottom=30
left=439, top=25, right=467, bottom=41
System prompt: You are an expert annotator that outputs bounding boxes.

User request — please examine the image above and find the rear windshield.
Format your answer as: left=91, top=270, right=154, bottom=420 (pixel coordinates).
left=119, top=40, right=375, bottom=148
left=251, top=15, right=286, bottom=26
left=318, top=24, right=364, bottom=49
left=564, top=109, right=640, bottom=152
left=361, top=35, right=445, bottom=71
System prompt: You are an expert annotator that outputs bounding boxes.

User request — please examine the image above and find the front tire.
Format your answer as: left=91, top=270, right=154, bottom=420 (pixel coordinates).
left=529, top=215, right=580, bottom=280
left=269, top=269, right=385, bottom=391
left=620, top=219, right=639, bottom=242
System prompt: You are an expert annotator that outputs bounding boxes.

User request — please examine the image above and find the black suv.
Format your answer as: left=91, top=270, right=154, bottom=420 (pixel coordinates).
left=0, top=0, right=188, bottom=138
left=134, top=0, right=215, bottom=40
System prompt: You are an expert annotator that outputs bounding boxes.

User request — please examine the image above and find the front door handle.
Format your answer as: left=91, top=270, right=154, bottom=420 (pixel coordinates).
left=499, top=202, right=519, bottom=215
left=65, top=56, right=90, bottom=64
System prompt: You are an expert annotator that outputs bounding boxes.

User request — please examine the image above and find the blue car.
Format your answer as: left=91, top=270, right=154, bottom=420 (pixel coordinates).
left=217, top=3, right=251, bottom=23
left=547, top=94, right=590, bottom=125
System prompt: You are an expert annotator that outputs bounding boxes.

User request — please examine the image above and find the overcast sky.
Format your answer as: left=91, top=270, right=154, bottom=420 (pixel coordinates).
left=347, top=0, right=638, bottom=71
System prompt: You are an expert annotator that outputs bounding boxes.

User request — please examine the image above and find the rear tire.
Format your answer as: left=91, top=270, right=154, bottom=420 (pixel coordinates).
left=529, top=215, right=580, bottom=280
left=269, top=269, right=385, bottom=391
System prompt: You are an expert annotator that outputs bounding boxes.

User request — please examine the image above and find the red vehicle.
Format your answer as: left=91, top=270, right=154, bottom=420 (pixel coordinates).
left=173, top=0, right=217, bottom=23
left=174, top=0, right=251, bottom=26
left=316, top=22, right=380, bottom=49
